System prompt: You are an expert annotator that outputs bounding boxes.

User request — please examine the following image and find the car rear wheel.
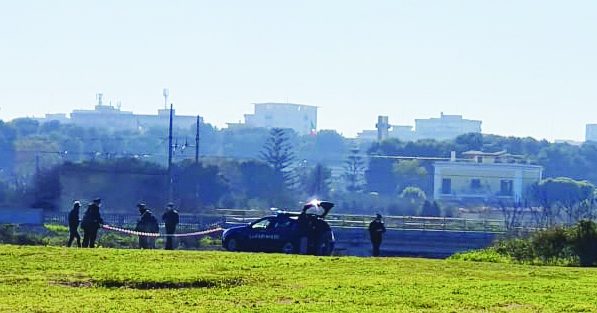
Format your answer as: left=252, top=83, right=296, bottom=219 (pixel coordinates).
left=317, top=231, right=334, bottom=256
left=225, top=238, right=239, bottom=252
left=281, top=242, right=296, bottom=254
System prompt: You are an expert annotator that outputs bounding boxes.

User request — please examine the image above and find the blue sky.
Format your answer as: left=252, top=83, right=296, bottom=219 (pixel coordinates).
left=1, top=1, right=596, bottom=141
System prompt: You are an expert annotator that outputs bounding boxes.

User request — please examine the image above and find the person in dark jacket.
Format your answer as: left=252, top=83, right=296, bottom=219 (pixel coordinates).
left=368, top=213, right=386, bottom=257
left=161, top=203, right=180, bottom=250
left=81, top=198, right=104, bottom=248
left=67, top=201, right=81, bottom=247
left=135, top=203, right=159, bottom=249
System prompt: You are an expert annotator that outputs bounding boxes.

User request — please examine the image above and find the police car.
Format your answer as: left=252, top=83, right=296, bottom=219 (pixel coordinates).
left=222, top=200, right=335, bottom=255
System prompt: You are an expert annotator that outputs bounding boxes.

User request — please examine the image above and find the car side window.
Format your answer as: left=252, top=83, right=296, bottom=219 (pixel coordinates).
left=251, top=218, right=271, bottom=230
left=273, top=219, right=293, bottom=230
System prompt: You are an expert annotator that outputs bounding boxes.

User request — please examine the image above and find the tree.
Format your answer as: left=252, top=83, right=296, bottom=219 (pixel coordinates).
left=400, top=186, right=426, bottom=203
left=495, top=200, right=526, bottom=233
left=172, top=161, right=230, bottom=209
left=302, top=163, right=332, bottom=199
left=343, top=147, right=365, bottom=192
left=393, top=160, right=428, bottom=194
left=260, top=128, right=296, bottom=186
left=454, top=132, right=484, bottom=151
left=238, top=160, right=285, bottom=200
left=0, top=121, right=16, bottom=177
left=30, top=167, right=61, bottom=210
left=530, top=177, right=596, bottom=227
left=312, top=130, right=346, bottom=163
left=420, top=200, right=441, bottom=217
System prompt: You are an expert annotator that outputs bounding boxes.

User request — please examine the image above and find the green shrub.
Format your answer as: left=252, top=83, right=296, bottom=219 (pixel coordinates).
left=569, top=220, right=597, bottom=267
left=0, top=225, right=45, bottom=245
left=450, top=249, right=511, bottom=263
left=530, top=226, right=571, bottom=262
left=96, top=232, right=138, bottom=249
left=44, top=224, right=69, bottom=234
left=494, top=238, right=535, bottom=262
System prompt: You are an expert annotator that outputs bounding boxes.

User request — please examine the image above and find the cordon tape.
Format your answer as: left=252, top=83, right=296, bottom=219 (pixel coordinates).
left=101, top=224, right=224, bottom=237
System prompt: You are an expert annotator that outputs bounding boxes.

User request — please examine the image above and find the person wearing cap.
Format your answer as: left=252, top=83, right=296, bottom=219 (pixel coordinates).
left=81, top=198, right=104, bottom=248
left=135, top=203, right=159, bottom=249
left=161, top=203, right=180, bottom=250
left=67, top=201, right=82, bottom=247
left=368, top=213, right=386, bottom=257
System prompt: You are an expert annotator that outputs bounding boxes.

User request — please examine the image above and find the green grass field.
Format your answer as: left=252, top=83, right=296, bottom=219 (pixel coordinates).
left=1, top=245, right=596, bottom=312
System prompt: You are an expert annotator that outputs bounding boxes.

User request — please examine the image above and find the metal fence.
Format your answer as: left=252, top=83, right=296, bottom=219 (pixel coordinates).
left=44, top=209, right=514, bottom=233
left=44, top=212, right=225, bottom=233
left=215, top=209, right=509, bottom=233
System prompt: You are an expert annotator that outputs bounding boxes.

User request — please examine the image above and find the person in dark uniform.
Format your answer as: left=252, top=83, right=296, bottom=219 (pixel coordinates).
left=135, top=203, right=159, bottom=249
left=368, top=213, right=386, bottom=257
left=67, top=201, right=81, bottom=247
left=161, top=203, right=180, bottom=250
left=81, top=198, right=103, bottom=248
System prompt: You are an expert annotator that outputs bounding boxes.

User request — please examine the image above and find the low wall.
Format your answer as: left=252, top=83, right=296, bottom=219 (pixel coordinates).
left=0, top=209, right=44, bottom=225
left=333, top=227, right=499, bottom=258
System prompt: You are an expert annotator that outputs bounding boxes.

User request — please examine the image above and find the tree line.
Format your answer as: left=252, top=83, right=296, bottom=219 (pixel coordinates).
left=2, top=118, right=597, bottom=222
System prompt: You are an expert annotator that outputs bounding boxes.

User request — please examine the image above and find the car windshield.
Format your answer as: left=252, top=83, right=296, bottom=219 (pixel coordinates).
left=251, top=218, right=271, bottom=229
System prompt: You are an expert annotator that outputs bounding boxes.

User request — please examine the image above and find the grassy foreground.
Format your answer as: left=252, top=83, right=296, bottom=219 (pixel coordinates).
left=1, top=245, right=596, bottom=312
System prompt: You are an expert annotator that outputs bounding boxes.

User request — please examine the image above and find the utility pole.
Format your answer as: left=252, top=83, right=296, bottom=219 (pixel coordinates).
left=195, top=115, right=200, bottom=164
left=168, top=103, right=174, bottom=202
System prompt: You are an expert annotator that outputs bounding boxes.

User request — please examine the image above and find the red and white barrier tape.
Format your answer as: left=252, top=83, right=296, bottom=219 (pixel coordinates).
left=101, top=224, right=224, bottom=237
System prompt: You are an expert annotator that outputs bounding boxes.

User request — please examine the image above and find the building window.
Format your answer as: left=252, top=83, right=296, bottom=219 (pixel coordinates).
left=476, top=156, right=483, bottom=163
left=441, top=178, right=452, bottom=194
left=471, top=179, right=481, bottom=189
left=500, top=180, right=513, bottom=196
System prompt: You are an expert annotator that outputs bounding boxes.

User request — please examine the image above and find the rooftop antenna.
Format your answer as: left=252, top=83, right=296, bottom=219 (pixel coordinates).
left=96, top=93, right=103, bottom=106
left=163, top=88, right=169, bottom=110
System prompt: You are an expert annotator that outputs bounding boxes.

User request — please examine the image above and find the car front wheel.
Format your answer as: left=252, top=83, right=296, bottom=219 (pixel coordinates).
left=281, top=242, right=296, bottom=254
left=225, top=238, right=239, bottom=252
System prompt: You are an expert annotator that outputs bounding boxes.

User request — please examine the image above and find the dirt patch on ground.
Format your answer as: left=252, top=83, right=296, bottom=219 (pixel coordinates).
left=53, top=277, right=244, bottom=290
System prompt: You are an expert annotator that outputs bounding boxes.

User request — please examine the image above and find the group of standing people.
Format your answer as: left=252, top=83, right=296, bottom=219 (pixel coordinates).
left=67, top=199, right=179, bottom=250
left=68, top=198, right=103, bottom=248
left=133, top=202, right=180, bottom=250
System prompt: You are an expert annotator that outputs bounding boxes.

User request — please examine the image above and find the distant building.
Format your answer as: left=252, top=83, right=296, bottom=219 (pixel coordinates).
left=389, top=125, right=416, bottom=142
left=586, top=124, right=597, bottom=142
left=375, top=116, right=390, bottom=141
left=356, top=130, right=378, bottom=141
left=241, top=103, right=317, bottom=136
left=432, top=151, right=543, bottom=203
left=357, top=113, right=476, bottom=142
left=37, top=94, right=199, bottom=131
left=415, top=113, right=481, bottom=140
left=554, top=139, right=583, bottom=146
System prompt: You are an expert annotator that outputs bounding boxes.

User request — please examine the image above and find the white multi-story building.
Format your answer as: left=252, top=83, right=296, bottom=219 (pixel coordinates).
left=433, top=151, right=543, bottom=203
left=38, top=96, right=199, bottom=131
left=415, top=113, right=481, bottom=140
left=242, top=103, right=318, bottom=135
left=586, top=124, right=597, bottom=142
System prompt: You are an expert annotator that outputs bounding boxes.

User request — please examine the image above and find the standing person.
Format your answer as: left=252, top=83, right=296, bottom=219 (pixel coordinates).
left=67, top=201, right=82, bottom=247
left=135, top=203, right=159, bottom=249
left=368, top=213, right=386, bottom=257
left=81, top=198, right=104, bottom=248
left=161, top=203, right=180, bottom=250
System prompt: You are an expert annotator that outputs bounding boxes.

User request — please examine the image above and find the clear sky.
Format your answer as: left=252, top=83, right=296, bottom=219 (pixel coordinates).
left=1, top=1, right=596, bottom=141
